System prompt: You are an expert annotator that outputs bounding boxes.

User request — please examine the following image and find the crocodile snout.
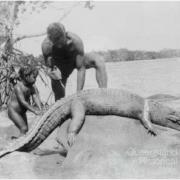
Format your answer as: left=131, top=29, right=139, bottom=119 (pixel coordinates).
left=166, top=111, right=180, bottom=125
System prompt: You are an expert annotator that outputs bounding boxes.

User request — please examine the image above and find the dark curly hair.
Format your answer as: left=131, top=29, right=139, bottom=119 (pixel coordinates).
left=18, top=65, right=38, bottom=80
left=47, top=22, right=66, bottom=43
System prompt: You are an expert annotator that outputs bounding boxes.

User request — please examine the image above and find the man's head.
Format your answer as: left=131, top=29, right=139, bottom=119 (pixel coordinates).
left=19, top=65, right=38, bottom=85
left=47, top=22, right=67, bottom=48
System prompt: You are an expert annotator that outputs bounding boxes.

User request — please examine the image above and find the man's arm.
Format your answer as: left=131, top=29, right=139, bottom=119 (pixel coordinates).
left=41, top=38, right=54, bottom=69
left=45, top=56, right=54, bottom=69
left=70, top=33, right=86, bottom=92
left=76, top=55, right=86, bottom=92
left=15, top=86, right=38, bottom=115
left=32, top=85, right=42, bottom=111
left=41, top=38, right=62, bottom=80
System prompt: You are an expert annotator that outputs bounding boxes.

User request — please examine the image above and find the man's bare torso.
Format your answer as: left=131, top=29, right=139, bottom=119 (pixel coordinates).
left=9, top=82, right=34, bottom=113
left=42, top=32, right=84, bottom=79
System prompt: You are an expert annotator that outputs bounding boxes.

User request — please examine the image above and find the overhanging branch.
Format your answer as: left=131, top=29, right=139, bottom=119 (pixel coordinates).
left=13, top=32, right=46, bottom=44
left=12, top=1, right=83, bottom=44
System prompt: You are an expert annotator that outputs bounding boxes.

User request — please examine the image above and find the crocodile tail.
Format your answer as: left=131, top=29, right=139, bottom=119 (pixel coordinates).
left=0, top=149, right=11, bottom=158
left=0, top=139, right=26, bottom=157
left=0, top=93, right=77, bottom=158
left=0, top=89, right=100, bottom=158
left=0, top=147, right=18, bottom=158
left=0, top=139, right=22, bottom=158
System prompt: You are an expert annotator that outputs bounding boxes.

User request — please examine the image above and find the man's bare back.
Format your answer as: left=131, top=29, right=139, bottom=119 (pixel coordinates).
left=42, top=22, right=107, bottom=101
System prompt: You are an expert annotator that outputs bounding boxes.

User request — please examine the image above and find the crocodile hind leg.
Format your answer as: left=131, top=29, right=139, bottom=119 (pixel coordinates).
left=67, top=99, right=86, bottom=147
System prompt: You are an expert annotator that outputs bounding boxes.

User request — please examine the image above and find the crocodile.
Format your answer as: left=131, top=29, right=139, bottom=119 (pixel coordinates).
left=0, top=88, right=180, bottom=158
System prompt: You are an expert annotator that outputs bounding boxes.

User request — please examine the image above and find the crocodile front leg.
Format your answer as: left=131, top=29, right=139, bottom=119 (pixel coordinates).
left=141, top=99, right=157, bottom=136
left=67, top=99, right=86, bottom=147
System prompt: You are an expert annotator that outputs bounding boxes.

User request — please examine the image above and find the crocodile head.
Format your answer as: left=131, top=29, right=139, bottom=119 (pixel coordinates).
left=166, top=111, right=180, bottom=124
left=164, top=108, right=180, bottom=131
left=149, top=101, right=180, bottom=131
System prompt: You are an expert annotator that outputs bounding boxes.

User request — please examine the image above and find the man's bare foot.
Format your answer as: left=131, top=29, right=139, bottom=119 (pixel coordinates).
left=11, top=136, right=18, bottom=140
left=11, top=133, right=25, bottom=140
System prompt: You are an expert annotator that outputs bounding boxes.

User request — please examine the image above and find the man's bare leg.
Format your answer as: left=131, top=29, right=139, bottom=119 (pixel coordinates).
left=51, top=79, right=66, bottom=101
left=8, top=108, right=28, bottom=138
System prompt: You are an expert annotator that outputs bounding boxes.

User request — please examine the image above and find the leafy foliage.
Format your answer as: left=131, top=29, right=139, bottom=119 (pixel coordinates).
left=0, top=1, right=94, bottom=108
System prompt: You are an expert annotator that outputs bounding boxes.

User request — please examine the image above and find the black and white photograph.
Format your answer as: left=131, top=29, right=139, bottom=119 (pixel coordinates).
left=0, top=0, right=180, bottom=178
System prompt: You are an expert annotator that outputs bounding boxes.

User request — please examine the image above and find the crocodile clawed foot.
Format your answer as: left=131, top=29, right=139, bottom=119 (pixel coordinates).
left=55, top=138, right=68, bottom=156
left=148, top=129, right=157, bottom=136
left=67, top=132, right=77, bottom=147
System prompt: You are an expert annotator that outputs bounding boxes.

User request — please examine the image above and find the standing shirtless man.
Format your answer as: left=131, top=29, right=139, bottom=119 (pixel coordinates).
left=42, top=22, right=107, bottom=101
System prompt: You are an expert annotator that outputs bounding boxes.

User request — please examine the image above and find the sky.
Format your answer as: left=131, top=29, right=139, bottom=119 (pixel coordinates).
left=14, top=1, right=180, bottom=56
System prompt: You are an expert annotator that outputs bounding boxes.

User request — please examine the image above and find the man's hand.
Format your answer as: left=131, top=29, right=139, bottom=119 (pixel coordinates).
left=48, top=66, right=62, bottom=80
left=34, top=110, right=42, bottom=116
